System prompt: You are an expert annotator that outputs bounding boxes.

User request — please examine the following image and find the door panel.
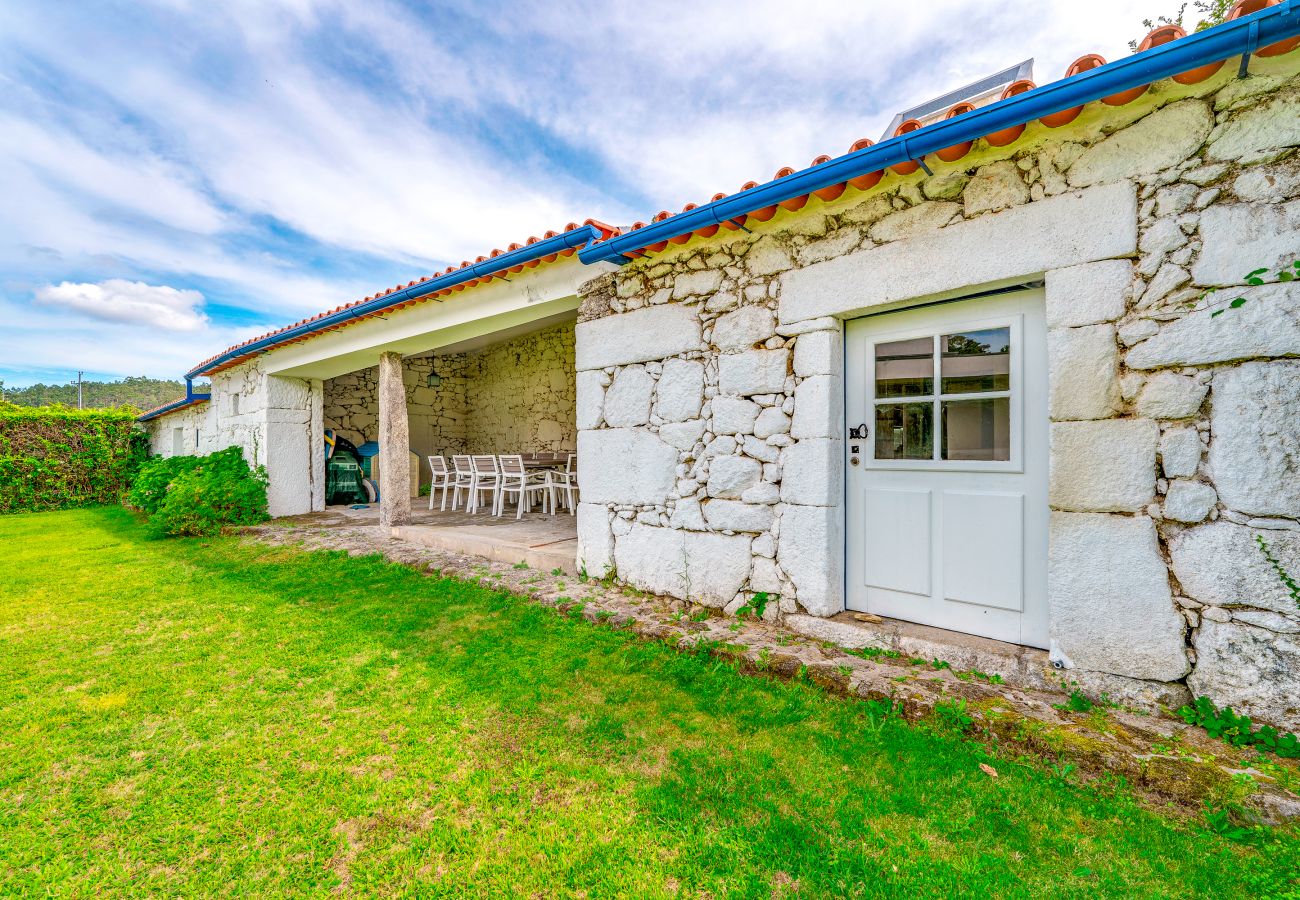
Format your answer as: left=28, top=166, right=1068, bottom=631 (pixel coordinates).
left=845, top=290, right=1049, bottom=648
left=940, top=490, right=1023, bottom=611
left=862, top=487, right=931, bottom=596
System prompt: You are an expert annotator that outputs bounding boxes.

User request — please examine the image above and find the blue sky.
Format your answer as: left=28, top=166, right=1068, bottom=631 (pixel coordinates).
left=0, top=0, right=1154, bottom=388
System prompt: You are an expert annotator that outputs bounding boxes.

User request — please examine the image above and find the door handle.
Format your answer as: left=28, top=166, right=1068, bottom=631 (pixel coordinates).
left=848, top=423, right=868, bottom=440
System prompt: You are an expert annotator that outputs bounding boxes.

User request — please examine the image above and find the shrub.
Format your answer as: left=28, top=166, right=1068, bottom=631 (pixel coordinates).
left=0, top=404, right=148, bottom=513
left=127, top=454, right=202, bottom=514
left=129, top=447, right=269, bottom=537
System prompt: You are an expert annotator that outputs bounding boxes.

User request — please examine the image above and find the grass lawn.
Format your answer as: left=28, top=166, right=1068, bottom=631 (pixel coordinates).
left=1, top=507, right=1297, bottom=898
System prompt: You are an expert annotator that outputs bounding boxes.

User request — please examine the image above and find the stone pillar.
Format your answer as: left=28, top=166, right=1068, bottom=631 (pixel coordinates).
left=377, top=351, right=411, bottom=527
left=308, top=378, right=325, bottom=512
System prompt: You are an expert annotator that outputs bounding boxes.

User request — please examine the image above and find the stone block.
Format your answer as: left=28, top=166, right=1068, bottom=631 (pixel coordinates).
left=750, top=557, right=784, bottom=594
left=1049, top=419, right=1157, bottom=512
left=1209, top=361, right=1300, bottom=518
left=702, top=499, right=775, bottom=533
left=577, top=429, right=678, bottom=505
left=1163, top=480, right=1217, bottom=523
left=1190, top=621, right=1300, bottom=732
left=718, top=349, right=789, bottom=396
left=753, top=407, right=791, bottom=439
left=1048, top=325, right=1120, bottom=421
left=963, top=160, right=1030, bottom=216
left=741, top=480, right=780, bottom=504
left=602, top=366, right=654, bottom=428
left=869, top=202, right=961, bottom=243
left=780, top=183, right=1138, bottom=324
left=746, top=236, right=794, bottom=276
left=779, top=438, right=842, bottom=506
left=778, top=504, right=844, bottom=616
left=1045, top=259, right=1131, bottom=328
left=1192, top=200, right=1300, bottom=287
left=713, top=305, right=775, bottom=351
left=706, top=455, right=762, bottom=499
left=1234, top=165, right=1300, bottom=203
left=1134, top=371, right=1207, bottom=419
left=790, top=375, right=842, bottom=438
left=614, top=523, right=687, bottom=598
left=793, top=328, right=842, bottom=377
left=654, top=358, right=704, bottom=422
left=1125, top=283, right=1300, bottom=369
left=672, top=269, right=723, bottom=299
left=577, top=369, right=605, bottom=431
left=659, top=419, right=706, bottom=451
left=576, top=502, right=614, bottom=577
left=1171, top=521, right=1300, bottom=615
left=711, top=397, right=760, bottom=435
left=576, top=304, right=702, bottom=371
left=1068, top=100, right=1213, bottom=187
left=1159, top=426, right=1201, bottom=477
left=741, top=435, right=779, bottom=463
left=683, top=531, right=754, bottom=607
left=1206, top=91, right=1300, bottom=163
left=613, top=524, right=752, bottom=607
left=669, top=496, right=706, bottom=530
left=1048, top=512, right=1187, bottom=681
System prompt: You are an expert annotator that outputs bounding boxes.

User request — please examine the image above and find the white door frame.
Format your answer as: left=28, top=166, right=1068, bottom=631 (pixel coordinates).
left=842, top=289, right=1050, bottom=647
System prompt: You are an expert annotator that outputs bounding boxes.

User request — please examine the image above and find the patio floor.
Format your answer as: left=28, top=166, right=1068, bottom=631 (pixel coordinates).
left=290, top=500, right=579, bottom=574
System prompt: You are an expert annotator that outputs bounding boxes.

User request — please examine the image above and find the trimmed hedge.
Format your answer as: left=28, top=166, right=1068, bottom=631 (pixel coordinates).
left=127, top=447, right=269, bottom=536
left=0, top=404, right=148, bottom=514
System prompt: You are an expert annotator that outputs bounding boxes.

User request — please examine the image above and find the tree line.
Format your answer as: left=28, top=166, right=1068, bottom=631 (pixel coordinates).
left=0, top=376, right=188, bottom=413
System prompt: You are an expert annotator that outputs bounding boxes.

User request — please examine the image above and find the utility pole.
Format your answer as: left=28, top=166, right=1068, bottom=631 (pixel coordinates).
left=76, top=371, right=84, bottom=409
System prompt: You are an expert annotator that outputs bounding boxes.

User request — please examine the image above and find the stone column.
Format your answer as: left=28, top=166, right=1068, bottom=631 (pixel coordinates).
left=377, top=351, right=411, bottom=527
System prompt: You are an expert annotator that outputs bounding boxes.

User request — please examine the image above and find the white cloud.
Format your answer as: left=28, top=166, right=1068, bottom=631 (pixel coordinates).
left=0, top=292, right=261, bottom=385
left=34, top=280, right=209, bottom=331
left=0, top=0, right=1166, bottom=385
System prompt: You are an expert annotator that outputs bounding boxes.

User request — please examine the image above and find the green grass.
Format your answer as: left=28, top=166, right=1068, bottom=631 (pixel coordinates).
left=1, top=508, right=1297, bottom=898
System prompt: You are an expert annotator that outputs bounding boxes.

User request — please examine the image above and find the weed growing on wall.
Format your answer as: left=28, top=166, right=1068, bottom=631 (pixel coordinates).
left=1178, top=697, right=1300, bottom=758
left=1256, top=534, right=1300, bottom=612
left=0, top=404, right=147, bottom=513
left=127, top=447, right=268, bottom=537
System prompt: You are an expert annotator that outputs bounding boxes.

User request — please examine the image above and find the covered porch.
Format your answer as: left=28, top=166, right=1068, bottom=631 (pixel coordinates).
left=254, top=252, right=596, bottom=570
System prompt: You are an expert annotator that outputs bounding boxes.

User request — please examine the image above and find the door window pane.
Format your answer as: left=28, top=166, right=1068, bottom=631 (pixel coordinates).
left=875, top=337, right=933, bottom=398
left=874, top=403, right=933, bottom=460
left=941, top=327, right=1010, bottom=394
left=942, top=398, right=1010, bottom=461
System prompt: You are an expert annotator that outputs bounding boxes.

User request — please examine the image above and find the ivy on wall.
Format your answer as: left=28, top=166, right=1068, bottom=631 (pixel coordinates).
left=0, top=404, right=148, bottom=514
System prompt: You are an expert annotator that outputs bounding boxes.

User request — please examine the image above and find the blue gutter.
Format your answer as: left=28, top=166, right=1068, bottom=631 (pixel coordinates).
left=580, top=1, right=1300, bottom=265
left=137, top=377, right=211, bottom=422
left=186, top=223, right=607, bottom=378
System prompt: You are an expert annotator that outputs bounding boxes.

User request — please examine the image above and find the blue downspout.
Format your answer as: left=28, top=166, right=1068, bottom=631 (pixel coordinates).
left=184, top=376, right=211, bottom=404
left=186, top=224, right=606, bottom=378
left=579, top=1, right=1300, bottom=265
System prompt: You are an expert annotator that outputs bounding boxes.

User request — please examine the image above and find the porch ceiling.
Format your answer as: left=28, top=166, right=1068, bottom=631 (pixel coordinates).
left=261, top=256, right=593, bottom=381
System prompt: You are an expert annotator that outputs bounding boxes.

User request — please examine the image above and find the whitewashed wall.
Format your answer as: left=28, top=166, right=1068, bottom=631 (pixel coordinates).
left=146, top=357, right=323, bottom=516
left=575, top=66, right=1300, bottom=726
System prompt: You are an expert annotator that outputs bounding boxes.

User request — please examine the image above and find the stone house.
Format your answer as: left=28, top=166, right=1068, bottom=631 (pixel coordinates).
left=141, top=8, right=1300, bottom=728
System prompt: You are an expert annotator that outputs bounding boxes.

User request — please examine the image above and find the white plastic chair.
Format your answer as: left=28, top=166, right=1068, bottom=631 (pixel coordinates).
left=467, top=455, right=501, bottom=514
left=549, top=452, right=578, bottom=516
left=496, top=455, right=552, bottom=519
left=426, top=455, right=456, bottom=511
left=449, top=455, right=474, bottom=511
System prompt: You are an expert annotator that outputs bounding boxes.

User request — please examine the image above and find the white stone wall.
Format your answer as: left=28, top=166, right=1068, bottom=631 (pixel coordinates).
left=145, top=358, right=322, bottom=517
left=576, top=67, right=1300, bottom=726
left=323, top=321, right=577, bottom=480
left=146, top=402, right=213, bottom=457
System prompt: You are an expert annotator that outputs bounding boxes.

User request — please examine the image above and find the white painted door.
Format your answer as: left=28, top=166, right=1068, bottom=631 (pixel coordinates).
left=844, top=290, right=1049, bottom=648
